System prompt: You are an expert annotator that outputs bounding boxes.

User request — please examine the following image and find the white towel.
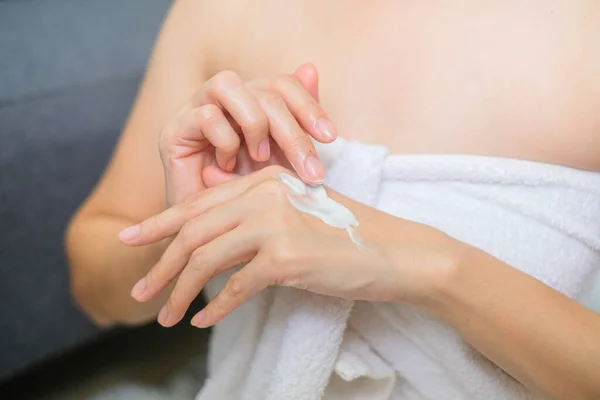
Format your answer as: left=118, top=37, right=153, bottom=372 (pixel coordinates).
left=196, top=138, right=600, bottom=400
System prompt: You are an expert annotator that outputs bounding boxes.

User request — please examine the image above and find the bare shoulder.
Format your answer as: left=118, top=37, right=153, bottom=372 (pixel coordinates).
left=182, top=0, right=313, bottom=76
left=175, top=0, right=268, bottom=73
left=73, top=0, right=319, bottom=221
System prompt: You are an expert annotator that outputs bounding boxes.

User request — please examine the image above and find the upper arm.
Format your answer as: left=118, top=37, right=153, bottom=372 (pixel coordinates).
left=78, top=0, right=219, bottom=221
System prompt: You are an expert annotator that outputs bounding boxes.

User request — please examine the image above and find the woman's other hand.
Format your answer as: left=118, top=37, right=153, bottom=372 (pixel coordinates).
left=160, top=64, right=337, bottom=206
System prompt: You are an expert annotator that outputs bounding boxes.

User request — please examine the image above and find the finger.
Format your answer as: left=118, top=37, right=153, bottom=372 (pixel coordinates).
left=158, top=103, right=241, bottom=204
left=268, top=139, right=294, bottom=170
left=191, top=257, right=268, bottom=328
left=158, top=227, right=259, bottom=327
left=293, top=62, right=319, bottom=101
left=276, top=75, right=337, bottom=144
left=195, top=71, right=270, bottom=162
left=197, top=105, right=241, bottom=171
left=288, top=65, right=337, bottom=144
left=119, top=205, right=182, bottom=246
left=119, top=190, right=234, bottom=247
left=202, top=164, right=239, bottom=187
left=130, top=201, right=243, bottom=302
left=169, top=104, right=240, bottom=171
left=252, top=73, right=336, bottom=144
left=119, top=165, right=286, bottom=246
left=256, top=93, right=325, bottom=184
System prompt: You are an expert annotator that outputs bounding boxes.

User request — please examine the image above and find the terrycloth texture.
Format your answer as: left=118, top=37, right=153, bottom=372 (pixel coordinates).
left=197, top=140, right=387, bottom=400
left=196, top=138, right=600, bottom=400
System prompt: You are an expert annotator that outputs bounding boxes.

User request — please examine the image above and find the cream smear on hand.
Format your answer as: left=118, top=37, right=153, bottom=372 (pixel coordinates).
left=276, top=173, right=363, bottom=246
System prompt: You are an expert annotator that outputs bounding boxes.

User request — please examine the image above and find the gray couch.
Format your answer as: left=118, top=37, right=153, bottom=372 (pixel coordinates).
left=0, top=0, right=172, bottom=380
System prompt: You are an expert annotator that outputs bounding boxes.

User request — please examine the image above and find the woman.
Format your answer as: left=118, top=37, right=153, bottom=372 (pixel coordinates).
left=66, top=0, right=600, bottom=398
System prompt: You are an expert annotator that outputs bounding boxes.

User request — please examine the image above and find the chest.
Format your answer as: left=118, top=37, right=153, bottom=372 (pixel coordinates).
left=221, top=1, right=600, bottom=157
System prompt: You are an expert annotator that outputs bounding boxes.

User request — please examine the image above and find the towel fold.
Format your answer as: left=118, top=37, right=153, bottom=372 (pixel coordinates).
left=196, top=138, right=600, bottom=400
left=324, top=329, right=396, bottom=400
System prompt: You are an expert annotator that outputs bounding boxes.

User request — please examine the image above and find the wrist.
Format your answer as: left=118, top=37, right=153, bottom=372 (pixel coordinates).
left=400, top=231, right=475, bottom=311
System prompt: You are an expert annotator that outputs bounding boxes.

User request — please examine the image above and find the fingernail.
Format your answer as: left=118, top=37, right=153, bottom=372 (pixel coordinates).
left=304, top=155, right=325, bottom=183
left=257, top=138, right=270, bottom=161
left=315, top=118, right=337, bottom=141
left=119, top=225, right=140, bottom=242
left=191, top=309, right=207, bottom=328
left=158, top=306, right=171, bottom=326
left=131, top=278, right=146, bottom=299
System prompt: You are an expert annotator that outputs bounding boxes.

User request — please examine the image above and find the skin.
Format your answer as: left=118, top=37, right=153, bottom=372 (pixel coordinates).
left=123, top=165, right=600, bottom=400
left=65, top=0, right=600, bottom=398
left=122, top=165, right=457, bottom=325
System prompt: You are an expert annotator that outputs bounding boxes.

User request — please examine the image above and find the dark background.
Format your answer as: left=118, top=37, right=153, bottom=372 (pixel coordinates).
left=0, top=1, right=208, bottom=399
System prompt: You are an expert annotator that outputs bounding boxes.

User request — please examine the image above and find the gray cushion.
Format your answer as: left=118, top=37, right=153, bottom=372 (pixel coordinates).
left=0, top=0, right=171, bottom=101
left=0, top=0, right=171, bottom=380
left=0, top=75, right=140, bottom=380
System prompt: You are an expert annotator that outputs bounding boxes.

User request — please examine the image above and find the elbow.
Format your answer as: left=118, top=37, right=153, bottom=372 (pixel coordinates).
left=546, top=376, right=600, bottom=400
left=65, top=213, right=158, bottom=327
left=70, top=274, right=148, bottom=327
left=582, top=382, right=600, bottom=400
left=568, top=387, right=600, bottom=400
left=576, top=358, right=600, bottom=400
left=70, top=272, right=115, bottom=328
left=65, top=215, right=114, bottom=328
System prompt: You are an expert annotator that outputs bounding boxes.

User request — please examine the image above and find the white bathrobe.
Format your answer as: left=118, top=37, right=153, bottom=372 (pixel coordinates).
left=197, top=138, right=600, bottom=400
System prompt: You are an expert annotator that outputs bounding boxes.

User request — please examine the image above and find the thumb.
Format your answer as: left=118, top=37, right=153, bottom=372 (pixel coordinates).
left=202, top=165, right=239, bottom=188
left=293, top=63, right=319, bottom=101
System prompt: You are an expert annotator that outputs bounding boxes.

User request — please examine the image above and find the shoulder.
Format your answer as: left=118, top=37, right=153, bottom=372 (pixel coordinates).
left=167, top=0, right=266, bottom=74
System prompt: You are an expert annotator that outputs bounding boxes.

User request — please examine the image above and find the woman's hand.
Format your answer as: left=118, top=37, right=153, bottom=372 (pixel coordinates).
left=120, top=165, right=461, bottom=328
left=159, top=63, right=337, bottom=206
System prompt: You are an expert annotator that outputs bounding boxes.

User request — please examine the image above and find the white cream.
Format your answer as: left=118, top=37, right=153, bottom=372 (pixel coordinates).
left=276, top=173, right=363, bottom=246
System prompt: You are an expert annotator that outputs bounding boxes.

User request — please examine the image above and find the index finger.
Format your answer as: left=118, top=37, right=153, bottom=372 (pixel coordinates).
left=249, top=73, right=337, bottom=144
left=118, top=165, right=291, bottom=246
left=191, top=71, right=270, bottom=163
left=256, top=93, right=325, bottom=184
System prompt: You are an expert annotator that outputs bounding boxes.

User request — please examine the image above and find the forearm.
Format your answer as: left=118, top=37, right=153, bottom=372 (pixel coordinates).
left=66, top=213, right=171, bottom=326
left=416, top=244, right=600, bottom=400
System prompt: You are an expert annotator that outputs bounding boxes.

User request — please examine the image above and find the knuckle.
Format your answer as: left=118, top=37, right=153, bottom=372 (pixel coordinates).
left=144, top=266, right=163, bottom=292
left=146, top=215, right=162, bottom=234
left=241, top=114, right=268, bottom=138
left=305, top=103, right=324, bottom=120
left=182, top=191, right=204, bottom=206
left=219, top=135, right=241, bottom=153
left=136, top=217, right=153, bottom=237
left=166, top=292, right=183, bottom=314
left=189, top=247, right=207, bottom=272
left=268, top=236, right=297, bottom=267
left=143, top=270, right=156, bottom=290
left=140, top=212, right=168, bottom=239
left=269, top=74, right=294, bottom=92
left=225, top=274, right=244, bottom=299
left=287, top=133, right=312, bottom=150
left=182, top=193, right=210, bottom=217
left=211, top=294, right=227, bottom=316
left=257, top=90, right=283, bottom=106
left=258, top=179, right=288, bottom=202
left=213, top=70, right=242, bottom=90
left=196, top=104, right=222, bottom=124
left=179, top=221, right=198, bottom=247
